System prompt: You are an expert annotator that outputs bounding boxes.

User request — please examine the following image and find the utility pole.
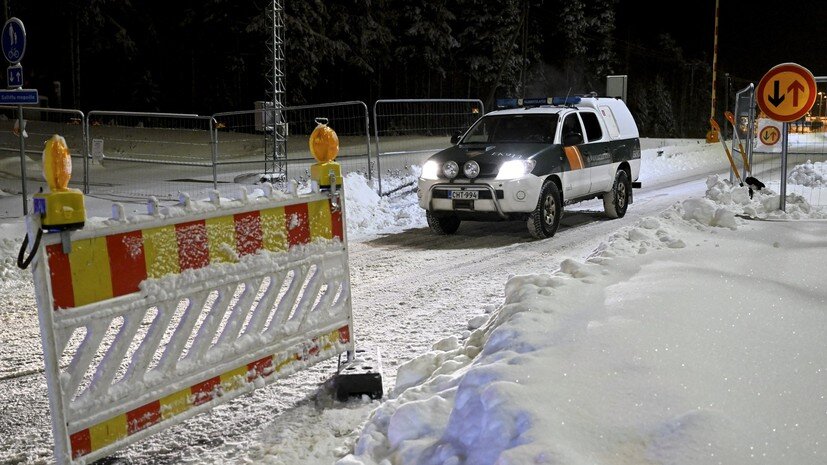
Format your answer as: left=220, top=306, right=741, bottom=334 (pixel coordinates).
left=706, top=0, right=720, bottom=143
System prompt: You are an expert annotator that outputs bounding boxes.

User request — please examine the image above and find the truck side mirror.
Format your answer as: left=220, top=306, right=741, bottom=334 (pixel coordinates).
left=563, top=132, right=583, bottom=146
left=450, top=130, right=462, bottom=144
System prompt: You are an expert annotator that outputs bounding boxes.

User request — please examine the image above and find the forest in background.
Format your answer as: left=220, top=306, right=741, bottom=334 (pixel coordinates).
left=5, top=0, right=740, bottom=138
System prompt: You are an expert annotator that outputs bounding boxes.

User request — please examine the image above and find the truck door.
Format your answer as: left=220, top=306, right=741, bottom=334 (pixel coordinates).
left=578, top=111, right=614, bottom=193
left=560, top=113, right=590, bottom=198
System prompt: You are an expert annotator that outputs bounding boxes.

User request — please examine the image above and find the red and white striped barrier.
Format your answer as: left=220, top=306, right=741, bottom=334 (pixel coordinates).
left=28, top=185, right=354, bottom=464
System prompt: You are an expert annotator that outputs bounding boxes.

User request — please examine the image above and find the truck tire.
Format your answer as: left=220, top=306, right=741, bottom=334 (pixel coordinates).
left=527, top=181, right=562, bottom=239
left=603, top=169, right=631, bottom=219
left=426, top=211, right=461, bottom=235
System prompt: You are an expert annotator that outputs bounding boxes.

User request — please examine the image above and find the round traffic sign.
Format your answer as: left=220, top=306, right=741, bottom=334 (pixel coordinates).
left=759, top=125, right=780, bottom=146
left=756, top=62, right=817, bottom=123
left=1, top=18, right=26, bottom=64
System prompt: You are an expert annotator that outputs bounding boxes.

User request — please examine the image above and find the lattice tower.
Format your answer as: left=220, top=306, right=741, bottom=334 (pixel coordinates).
left=265, top=0, right=287, bottom=181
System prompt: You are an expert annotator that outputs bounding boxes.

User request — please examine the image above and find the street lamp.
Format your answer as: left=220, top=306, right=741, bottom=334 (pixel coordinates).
left=819, top=91, right=825, bottom=118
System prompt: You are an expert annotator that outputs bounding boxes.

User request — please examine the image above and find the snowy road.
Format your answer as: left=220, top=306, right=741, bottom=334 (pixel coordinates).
left=347, top=176, right=707, bottom=391
left=0, top=146, right=725, bottom=464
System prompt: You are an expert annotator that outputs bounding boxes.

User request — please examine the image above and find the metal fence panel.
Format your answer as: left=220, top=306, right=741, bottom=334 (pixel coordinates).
left=86, top=111, right=214, bottom=201
left=282, top=101, right=372, bottom=183
left=0, top=99, right=487, bottom=211
left=210, top=109, right=274, bottom=196
left=373, top=99, right=484, bottom=195
left=211, top=102, right=371, bottom=191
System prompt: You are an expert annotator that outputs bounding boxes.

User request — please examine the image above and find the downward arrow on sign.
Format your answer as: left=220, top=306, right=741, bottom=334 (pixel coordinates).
left=768, top=80, right=785, bottom=107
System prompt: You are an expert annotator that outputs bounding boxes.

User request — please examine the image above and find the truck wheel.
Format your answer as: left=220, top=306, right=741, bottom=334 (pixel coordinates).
left=527, top=181, right=562, bottom=239
left=604, top=169, right=631, bottom=219
left=426, top=211, right=460, bottom=235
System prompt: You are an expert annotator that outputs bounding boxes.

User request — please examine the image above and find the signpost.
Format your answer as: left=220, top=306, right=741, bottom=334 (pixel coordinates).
left=756, top=62, right=817, bottom=211
left=1, top=17, right=38, bottom=215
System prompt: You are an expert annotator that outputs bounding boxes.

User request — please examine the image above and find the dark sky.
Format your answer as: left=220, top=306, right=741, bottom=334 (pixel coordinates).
left=617, top=0, right=827, bottom=84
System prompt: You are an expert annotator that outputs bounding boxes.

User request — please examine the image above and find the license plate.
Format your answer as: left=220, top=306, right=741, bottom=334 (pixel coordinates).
left=450, top=190, right=479, bottom=200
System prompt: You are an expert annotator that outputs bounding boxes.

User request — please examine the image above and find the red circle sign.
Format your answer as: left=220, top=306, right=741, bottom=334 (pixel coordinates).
left=756, top=63, right=817, bottom=123
left=759, top=125, right=780, bottom=145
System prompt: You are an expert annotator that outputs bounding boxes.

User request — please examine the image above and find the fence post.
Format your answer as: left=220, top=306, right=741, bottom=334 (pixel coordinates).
left=210, top=117, right=218, bottom=191
left=372, top=100, right=382, bottom=195
left=80, top=111, right=89, bottom=194
left=361, top=101, right=372, bottom=183
left=84, top=113, right=90, bottom=194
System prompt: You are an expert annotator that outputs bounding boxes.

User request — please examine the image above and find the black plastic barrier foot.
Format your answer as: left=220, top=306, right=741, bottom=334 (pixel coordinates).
left=334, top=347, right=383, bottom=402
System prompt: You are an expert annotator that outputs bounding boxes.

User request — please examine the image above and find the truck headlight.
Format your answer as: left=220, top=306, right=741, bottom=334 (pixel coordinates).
left=443, top=161, right=459, bottom=179
left=421, top=160, right=440, bottom=180
left=496, top=159, right=536, bottom=180
left=463, top=160, right=480, bottom=179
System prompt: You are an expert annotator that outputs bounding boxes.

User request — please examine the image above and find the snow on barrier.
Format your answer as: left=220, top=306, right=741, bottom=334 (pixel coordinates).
left=28, top=185, right=354, bottom=464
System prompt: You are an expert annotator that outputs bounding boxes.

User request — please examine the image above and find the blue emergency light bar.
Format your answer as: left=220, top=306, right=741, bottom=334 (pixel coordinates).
left=495, top=96, right=582, bottom=109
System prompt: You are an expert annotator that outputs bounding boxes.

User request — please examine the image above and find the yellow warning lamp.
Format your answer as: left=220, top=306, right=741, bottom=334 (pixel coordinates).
left=309, top=117, right=342, bottom=187
left=32, top=134, right=86, bottom=231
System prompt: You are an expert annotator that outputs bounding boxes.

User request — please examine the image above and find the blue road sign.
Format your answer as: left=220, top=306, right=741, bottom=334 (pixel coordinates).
left=7, top=64, right=22, bottom=88
left=1, top=18, right=26, bottom=64
left=0, top=89, right=38, bottom=104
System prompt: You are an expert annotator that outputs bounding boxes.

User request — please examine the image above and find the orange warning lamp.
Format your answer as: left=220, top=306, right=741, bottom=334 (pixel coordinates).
left=309, top=118, right=339, bottom=163
left=309, top=118, right=342, bottom=187
left=705, top=125, right=720, bottom=143
left=33, top=134, right=86, bottom=231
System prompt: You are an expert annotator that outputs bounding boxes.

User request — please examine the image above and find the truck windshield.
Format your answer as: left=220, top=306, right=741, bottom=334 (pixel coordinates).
left=462, top=114, right=559, bottom=144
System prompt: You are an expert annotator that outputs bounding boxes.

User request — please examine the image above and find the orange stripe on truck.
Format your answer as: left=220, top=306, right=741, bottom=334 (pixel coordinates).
left=563, top=146, right=584, bottom=170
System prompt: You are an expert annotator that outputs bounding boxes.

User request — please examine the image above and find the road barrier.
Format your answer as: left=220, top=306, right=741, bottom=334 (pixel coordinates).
left=26, top=180, right=359, bottom=464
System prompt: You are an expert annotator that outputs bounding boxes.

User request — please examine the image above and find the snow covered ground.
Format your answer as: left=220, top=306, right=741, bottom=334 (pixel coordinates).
left=1, top=139, right=826, bottom=464
left=339, top=174, right=827, bottom=465
left=334, top=141, right=827, bottom=465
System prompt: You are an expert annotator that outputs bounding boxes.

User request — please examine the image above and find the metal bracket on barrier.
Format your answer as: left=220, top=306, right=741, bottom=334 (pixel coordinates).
left=328, top=171, right=340, bottom=211
left=59, top=230, right=72, bottom=254
left=147, top=197, right=160, bottom=217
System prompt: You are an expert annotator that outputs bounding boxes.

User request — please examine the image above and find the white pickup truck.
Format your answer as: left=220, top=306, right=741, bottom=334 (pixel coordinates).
left=417, top=95, right=642, bottom=239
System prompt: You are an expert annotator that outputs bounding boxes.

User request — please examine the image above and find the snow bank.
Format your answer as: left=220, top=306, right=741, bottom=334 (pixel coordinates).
left=342, top=172, right=426, bottom=239
left=638, top=140, right=729, bottom=185
left=337, top=176, right=827, bottom=465
left=788, top=159, right=827, bottom=187
left=0, top=222, right=29, bottom=281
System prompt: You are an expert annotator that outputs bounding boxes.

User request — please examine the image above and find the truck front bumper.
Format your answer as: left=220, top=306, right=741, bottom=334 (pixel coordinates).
left=417, top=176, right=544, bottom=218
